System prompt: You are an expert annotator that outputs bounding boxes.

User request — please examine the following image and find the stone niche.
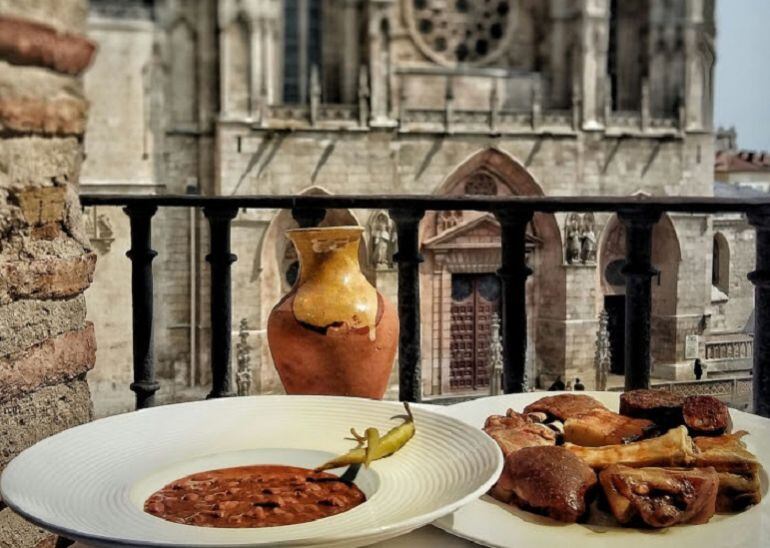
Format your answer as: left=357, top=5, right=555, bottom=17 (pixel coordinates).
left=0, top=0, right=97, bottom=545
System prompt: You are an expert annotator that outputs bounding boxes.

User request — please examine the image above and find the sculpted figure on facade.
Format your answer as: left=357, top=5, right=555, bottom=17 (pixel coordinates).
left=580, top=213, right=597, bottom=264
left=565, top=213, right=582, bottom=264
left=369, top=210, right=396, bottom=269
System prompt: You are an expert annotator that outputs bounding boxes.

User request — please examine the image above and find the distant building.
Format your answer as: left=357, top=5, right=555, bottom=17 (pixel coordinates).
left=707, top=129, right=770, bottom=380
left=82, top=0, right=743, bottom=416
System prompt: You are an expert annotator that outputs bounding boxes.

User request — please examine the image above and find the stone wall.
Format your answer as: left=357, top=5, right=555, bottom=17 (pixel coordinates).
left=0, top=0, right=96, bottom=545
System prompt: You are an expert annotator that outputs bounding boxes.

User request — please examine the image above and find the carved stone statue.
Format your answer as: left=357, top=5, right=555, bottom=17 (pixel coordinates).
left=488, top=313, right=503, bottom=396
left=369, top=211, right=395, bottom=269
left=580, top=213, right=597, bottom=264
left=235, top=318, right=253, bottom=396
left=594, top=310, right=611, bottom=391
left=565, top=213, right=582, bottom=264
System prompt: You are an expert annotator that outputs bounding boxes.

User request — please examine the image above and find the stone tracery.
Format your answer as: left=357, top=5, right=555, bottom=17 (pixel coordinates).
left=407, top=0, right=515, bottom=65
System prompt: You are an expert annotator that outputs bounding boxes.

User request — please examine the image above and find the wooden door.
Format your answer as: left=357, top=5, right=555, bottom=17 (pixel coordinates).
left=450, top=274, right=501, bottom=390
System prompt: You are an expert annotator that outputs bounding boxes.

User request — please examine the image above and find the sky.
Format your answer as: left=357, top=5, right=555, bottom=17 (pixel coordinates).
left=714, top=0, right=770, bottom=151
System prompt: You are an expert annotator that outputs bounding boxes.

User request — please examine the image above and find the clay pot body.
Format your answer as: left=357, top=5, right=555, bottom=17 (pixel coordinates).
left=267, top=227, right=398, bottom=398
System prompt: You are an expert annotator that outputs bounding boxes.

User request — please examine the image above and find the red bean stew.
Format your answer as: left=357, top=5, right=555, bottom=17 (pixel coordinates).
left=144, top=465, right=366, bottom=528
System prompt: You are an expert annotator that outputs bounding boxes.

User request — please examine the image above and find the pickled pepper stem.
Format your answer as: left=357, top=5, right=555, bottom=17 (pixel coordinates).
left=315, top=402, right=416, bottom=471
left=364, top=428, right=381, bottom=467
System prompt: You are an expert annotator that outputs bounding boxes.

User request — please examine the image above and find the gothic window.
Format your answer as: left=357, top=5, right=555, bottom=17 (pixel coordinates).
left=607, top=0, right=649, bottom=111
left=169, top=18, right=197, bottom=124
left=712, top=233, right=729, bottom=295
left=226, top=13, right=251, bottom=114
left=464, top=173, right=498, bottom=196
left=406, top=0, right=514, bottom=66
left=283, top=0, right=323, bottom=104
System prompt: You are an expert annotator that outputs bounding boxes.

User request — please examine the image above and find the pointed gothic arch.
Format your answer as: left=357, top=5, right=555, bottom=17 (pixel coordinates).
left=420, top=147, right=565, bottom=395
left=168, top=16, right=198, bottom=124
left=597, top=212, right=682, bottom=373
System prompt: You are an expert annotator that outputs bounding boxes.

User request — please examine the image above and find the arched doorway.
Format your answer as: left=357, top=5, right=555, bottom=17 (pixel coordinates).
left=420, top=148, right=563, bottom=395
left=598, top=213, right=682, bottom=374
left=257, top=186, right=367, bottom=393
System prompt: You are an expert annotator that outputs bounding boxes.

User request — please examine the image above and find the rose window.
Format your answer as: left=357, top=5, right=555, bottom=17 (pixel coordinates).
left=408, top=0, right=514, bottom=65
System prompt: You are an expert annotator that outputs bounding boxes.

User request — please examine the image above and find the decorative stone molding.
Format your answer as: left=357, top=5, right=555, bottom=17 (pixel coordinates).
left=82, top=206, right=115, bottom=253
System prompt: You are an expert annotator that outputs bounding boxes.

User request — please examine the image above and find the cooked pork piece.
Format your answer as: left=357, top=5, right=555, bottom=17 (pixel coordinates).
left=522, top=394, right=607, bottom=421
left=599, top=464, right=718, bottom=527
left=483, top=410, right=558, bottom=458
left=496, top=446, right=597, bottom=522
left=693, top=431, right=762, bottom=512
left=620, top=389, right=685, bottom=429
left=683, top=396, right=732, bottom=437
left=564, top=408, right=657, bottom=447
left=565, top=426, right=696, bottom=470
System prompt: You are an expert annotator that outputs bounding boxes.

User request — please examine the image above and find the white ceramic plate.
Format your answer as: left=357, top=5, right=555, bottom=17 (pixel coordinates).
left=0, top=396, right=502, bottom=548
left=434, top=391, right=770, bottom=548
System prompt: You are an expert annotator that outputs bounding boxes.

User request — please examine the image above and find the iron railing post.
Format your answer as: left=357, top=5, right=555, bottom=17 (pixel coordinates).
left=494, top=209, right=533, bottom=393
left=618, top=209, right=661, bottom=391
left=124, top=204, right=160, bottom=409
left=748, top=208, right=770, bottom=417
left=389, top=208, right=425, bottom=402
left=204, top=206, right=239, bottom=399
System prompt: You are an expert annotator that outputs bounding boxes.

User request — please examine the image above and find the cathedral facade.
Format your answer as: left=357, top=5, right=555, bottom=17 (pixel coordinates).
left=82, top=0, right=752, bottom=413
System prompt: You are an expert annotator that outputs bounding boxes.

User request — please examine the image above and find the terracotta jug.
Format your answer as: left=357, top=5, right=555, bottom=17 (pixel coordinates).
left=267, top=226, right=398, bottom=398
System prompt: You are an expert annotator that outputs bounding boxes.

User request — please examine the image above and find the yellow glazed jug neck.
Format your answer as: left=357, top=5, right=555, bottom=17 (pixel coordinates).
left=287, top=226, right=378, bottom=333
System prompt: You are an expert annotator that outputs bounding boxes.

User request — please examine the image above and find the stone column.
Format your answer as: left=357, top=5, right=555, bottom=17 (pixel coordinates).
left=367, top=0, right=395, bottom=126
left=263, top=17, right=277, bottom=105
left=250, top=16, right=263, bottom=117
left=548, top=0, right=573, bottom=108
left=341, top=0, right=360, bottom=104
left=0, top=1, right=97, bottom=545
left=579, top=0, right=609, bottom=131
left=684, top=0, right=708, bottom=131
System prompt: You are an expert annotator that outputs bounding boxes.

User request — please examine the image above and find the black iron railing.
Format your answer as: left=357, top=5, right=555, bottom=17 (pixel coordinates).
left=80, top=194, right=770, bottom=417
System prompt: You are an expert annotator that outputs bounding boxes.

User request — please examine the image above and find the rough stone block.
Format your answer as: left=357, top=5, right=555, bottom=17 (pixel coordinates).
left=0, top=377, right=92, bottom=473
left=0, top=62, right=87, bottom=135
left=0, top=137, right=82, bottom=189
left=0, top=507, right=51, bottom=548
left=0, top=0, right=88, bottom=34
left=0, top=295, right=86, bottom=357
left=12, top=186, right=66, bottom=226
left=0, top=323, right=95, bottom=404
left=0, top=251, right=95, bottom=304
left=0, top=16, right=96, bottom=75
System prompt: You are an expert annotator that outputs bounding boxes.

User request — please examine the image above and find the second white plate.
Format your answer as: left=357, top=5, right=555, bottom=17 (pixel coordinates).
left=434, top=391, right=770, bottom=548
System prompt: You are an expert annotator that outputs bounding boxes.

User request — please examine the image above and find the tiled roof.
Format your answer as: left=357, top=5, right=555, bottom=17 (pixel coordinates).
left=715, top=149, right=770, bottom=173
